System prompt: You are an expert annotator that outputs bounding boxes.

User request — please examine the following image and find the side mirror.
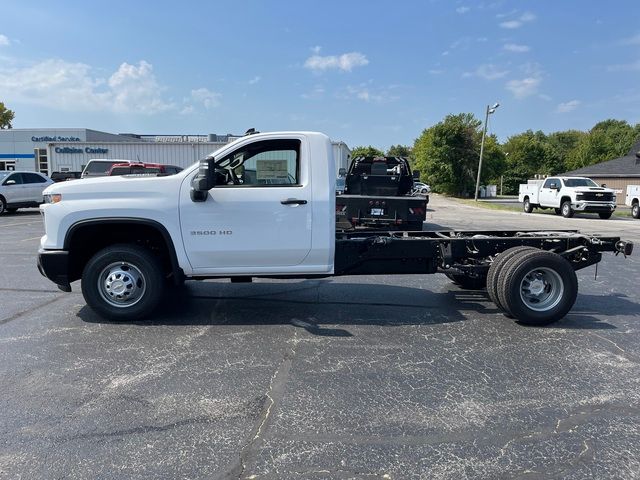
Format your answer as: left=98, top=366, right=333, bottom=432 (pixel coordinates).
left=338, top=168, right=347, bottom=177
left=4, top=179, right=16, bottom=185
left=412, top=170, right=420, bottom=179
left=549, top=182, right=557, bottom=190
left=190, top=158, right=215, bottom=202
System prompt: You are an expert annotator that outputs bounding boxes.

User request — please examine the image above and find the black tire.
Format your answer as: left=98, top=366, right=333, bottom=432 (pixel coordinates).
left=632, top=203, right=639, bottom=219
left=561, top=200, right=574, bottom=218
left=497, top=250, right=578, bottom=326
left=554, top=208, right=562, bottom=215
left=523, top=198, right=533, bottom=213
left=0, top=196, right=6, bottom=215
left=487, top=246, right=538, bottom=311
left=598, top=212, right=612, bottom=220
left=445, top=272, right=487, bottom=290
left=81, top=244, right=165, bottom=321
left=6, top=208, right=17, bottom=214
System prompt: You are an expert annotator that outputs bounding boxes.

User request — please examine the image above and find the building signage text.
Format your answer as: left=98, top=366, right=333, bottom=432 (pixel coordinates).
left=154, top=135, right=209, bottom=143
left=54, top=147, right=109, bottom=154
left=32, top=136, right=81, bottom=142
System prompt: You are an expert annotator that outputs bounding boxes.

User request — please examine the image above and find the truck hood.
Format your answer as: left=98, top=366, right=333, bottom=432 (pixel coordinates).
left=43, top=173, right=186, bottom=197
left=574, top=187, right=616, bottom=194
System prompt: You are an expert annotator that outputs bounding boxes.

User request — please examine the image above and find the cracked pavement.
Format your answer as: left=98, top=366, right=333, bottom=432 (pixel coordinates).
left=1, top=197, right=639, bottom=479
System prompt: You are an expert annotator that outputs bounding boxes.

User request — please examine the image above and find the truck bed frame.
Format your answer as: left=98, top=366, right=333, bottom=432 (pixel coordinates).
left=334, top=229, right=632, bottom=276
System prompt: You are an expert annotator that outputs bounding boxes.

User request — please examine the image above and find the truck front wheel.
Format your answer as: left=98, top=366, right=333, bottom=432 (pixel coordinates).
left=496, top=250, right=578, bottom=326
left=561, top=201, right=574, bottom=218
left=81, top=244, right=165, bottom=321
left=632, top=202, right=639, bottom=219
left=598, top=212, right=613, bottom=219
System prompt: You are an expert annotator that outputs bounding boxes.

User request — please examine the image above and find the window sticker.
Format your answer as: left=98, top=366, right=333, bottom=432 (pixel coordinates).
left=256, top=159, right=289, bottom=180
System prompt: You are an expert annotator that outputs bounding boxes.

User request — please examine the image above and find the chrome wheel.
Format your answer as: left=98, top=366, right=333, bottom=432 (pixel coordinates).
left=520, top=267, right=564, bottom=312
left=97, top=262, right=146, bottom=308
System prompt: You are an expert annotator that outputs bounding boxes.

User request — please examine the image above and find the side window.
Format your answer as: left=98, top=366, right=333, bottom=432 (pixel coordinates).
left=542, top=178, right=557, bottom=189
left=23, top=173, right=47, bottom=183
left=5, top=173, right=23, bottom=185
left=216, top=139, right=300, bottom=187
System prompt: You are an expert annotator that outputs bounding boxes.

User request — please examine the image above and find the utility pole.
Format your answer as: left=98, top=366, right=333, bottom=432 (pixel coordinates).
left=474, top=102, right=499, bottom=201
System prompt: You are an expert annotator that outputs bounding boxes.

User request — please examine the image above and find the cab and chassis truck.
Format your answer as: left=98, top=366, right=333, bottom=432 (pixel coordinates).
left=37, top=132, right=633, bottom=326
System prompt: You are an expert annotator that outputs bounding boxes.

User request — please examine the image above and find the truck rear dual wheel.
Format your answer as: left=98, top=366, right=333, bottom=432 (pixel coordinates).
left=81, top=244, right=165, bottom=321
left=486, top=246, right=538, bottom=311
left=523, top=198, right=533, bottom=213
left=495, top=249, right=578, bottom=326
left=632, top=203, right=639, bottom=219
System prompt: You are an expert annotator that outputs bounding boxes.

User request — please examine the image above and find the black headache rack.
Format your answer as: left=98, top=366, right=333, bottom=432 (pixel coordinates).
left=334, top=229, right=633, bottom=276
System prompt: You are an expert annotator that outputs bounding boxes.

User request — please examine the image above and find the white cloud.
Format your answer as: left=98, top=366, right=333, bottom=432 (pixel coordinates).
left=0, top=34, right=9, bottom=46
left=248, top=75, right=261, bottom=85
left=301, top=85, right=325, bottom=99
left=500, top=11, right=536, bottom=29
left=456, top=6, right=470, bottom=14
left=606, top=60, right=640, bottom=72
left=304, top=52, right=369, bottom=72
left=463, top=64, right=509, bottom=80
left=108, top=61, right=172, bottom=113
left=556, top=100, right=581, bottom=113
left=503, top=43, right=530, bottom=53
left=619, top=33, right=640, bottom=46
left=340, top=84, right=399, bottom=104
left=428, top=68, right=445, bottom=75
left=506, top=77, right=541, bottom=99
left=0, top=58, right=173, bottom=114
left=190, top=87, right=221, bottom=109
left=180, top=105, right=195, bottom=115
left=311, top=45, right=322, bottom=54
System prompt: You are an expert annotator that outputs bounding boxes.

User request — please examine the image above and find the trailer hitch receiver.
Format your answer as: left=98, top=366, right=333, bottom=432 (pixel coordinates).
left=615, top=240, right=634, bottom=256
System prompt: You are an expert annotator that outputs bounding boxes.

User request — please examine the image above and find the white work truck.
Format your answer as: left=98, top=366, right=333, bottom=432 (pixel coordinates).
left=37, top=131, right=633, bottom=326
left=519, top=176, right=617, bottom=218
left=626, top=185, right=640, bottom=219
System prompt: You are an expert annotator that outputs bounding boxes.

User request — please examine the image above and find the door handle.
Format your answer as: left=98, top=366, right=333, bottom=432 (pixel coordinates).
left=281, top=198, right=307, bottom=205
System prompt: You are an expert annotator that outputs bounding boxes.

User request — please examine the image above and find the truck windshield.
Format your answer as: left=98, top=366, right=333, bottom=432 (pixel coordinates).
left=564, top=178, right=598, bottom=187
left=85, top=161, right=121, bottom=174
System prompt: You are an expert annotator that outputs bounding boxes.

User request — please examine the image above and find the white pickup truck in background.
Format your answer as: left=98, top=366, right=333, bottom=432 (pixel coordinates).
left=519, top=176, right=617, bottom=219
left=627, top=185, right=640, bottom=219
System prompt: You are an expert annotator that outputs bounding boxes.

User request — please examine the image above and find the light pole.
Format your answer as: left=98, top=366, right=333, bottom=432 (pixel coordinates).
left=474, top=102, right=499, bottom=201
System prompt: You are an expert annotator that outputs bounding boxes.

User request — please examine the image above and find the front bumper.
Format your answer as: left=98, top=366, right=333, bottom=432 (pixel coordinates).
left=572, top=202, right=616, bottom=213
left=37, top=249, right=71, bottom=292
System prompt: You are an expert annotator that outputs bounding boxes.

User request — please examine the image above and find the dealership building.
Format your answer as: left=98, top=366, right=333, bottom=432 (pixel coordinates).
left=0, top=128, right=351, bottom=177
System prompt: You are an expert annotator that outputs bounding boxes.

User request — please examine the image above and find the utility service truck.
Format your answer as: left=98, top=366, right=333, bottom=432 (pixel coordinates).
left=519, top=176, right=617, bottom=218
left=627, top=185, right=640, bottom=219
left=37, top=131, right=633, bottom=326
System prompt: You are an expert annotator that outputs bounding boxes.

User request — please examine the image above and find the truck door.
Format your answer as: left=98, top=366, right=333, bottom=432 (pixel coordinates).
left=179, top=137, right=313, bottom=271
left=539, top=177, right=560, bottom=206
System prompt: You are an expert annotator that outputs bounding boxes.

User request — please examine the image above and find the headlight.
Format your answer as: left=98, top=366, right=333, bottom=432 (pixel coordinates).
left=44, top=193, right=62, bottom=204
left=576, top=193, right=584, bottom=200
left=612, top=196, right=617, bottom=202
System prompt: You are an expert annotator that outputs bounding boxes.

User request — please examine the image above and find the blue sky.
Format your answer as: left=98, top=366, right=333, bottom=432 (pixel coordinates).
left=1, top=0, right=639, bottom=149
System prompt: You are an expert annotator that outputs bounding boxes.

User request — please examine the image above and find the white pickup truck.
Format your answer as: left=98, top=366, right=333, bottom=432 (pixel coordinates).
left=519, top=176, right=617, bottom=219
left=626, top=185, right=640, bottom=219
left=37, top=131, right=633, bottom=326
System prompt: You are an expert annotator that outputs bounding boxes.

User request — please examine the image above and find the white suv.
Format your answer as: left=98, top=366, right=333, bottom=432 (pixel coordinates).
left=0, top=171, right=54, bottom=214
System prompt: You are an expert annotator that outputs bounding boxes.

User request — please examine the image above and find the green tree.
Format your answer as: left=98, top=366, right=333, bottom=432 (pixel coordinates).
left=413, top=113, right=505, bottom=196
left=386, top=144, right=413, bottom=159
left=566, top=119, right=640, bottom=170
left=545, top=130, right=586, bottom=174
left=501, top=130, right=554, bottom=194
left=0, top=102, right=14, bottom=129
left=350, top=145, right=384, bottom=158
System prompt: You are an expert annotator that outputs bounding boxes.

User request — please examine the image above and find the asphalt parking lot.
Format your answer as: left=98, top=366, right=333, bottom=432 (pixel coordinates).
left=1, top=198, right=639, bottom=479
